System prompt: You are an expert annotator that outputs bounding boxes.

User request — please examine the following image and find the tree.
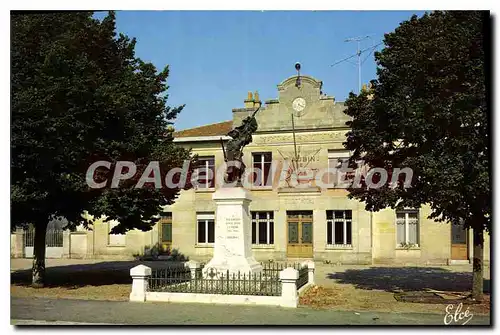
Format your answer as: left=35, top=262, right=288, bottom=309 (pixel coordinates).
left=343, top=11, right=489, bottom=300
left=11, top=11, right=194, bottom=287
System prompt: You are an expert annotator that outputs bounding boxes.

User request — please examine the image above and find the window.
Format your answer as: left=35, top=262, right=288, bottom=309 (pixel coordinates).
left=108, top=220, right=126, bottom=246
left=196, top=156, right=215, bottom=189
left=197, top=213, right=215, bottom=244
left=251, top=211, right=274, bottom=245
left=396, top=209, right=419, bottom=246
left=327, top=150, right=351, bottom=187
left=252, top=152, right=272, bottom=187
left=160, top=212, right=172, bottom=243
left=326, top=210, right=352, bottom=246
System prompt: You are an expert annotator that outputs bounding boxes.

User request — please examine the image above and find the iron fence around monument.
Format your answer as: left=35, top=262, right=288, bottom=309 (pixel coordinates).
left=148, top=266, right=194, bottom=289
left=260, top=261, right=305, bottom=278
left=148, top=261, right=308, bottom=296
left=261, top=261, right=308, bottom=289
left=296, top=265, right=308, bottom=290
left=149, top=267, right=282, bottom=296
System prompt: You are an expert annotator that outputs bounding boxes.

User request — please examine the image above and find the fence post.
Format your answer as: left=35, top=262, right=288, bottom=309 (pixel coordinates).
left=130, top=265, right=151, bottom=302
left=185, top=260, right=200, bottom=279
left=279, top=267, right=299, bottom=308
left=63, top=230, right=71, bottom=259
left=86, top=229, right=94, bottom=259
left=301, top=260, right=315, bottom=285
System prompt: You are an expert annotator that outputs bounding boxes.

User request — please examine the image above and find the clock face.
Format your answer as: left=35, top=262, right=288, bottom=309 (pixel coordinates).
left=292, top=97, right=306, bottom=115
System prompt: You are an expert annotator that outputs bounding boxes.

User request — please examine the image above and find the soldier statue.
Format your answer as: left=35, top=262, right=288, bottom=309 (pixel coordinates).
left=220, top=105, right=260, bottom=186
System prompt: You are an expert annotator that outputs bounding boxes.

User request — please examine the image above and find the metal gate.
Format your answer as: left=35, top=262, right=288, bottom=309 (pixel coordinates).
left=24, top=228, right=64, bottom=258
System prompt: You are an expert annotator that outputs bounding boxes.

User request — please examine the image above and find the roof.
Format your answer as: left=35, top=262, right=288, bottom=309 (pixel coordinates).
left=173, top=120, right=233, bottom=138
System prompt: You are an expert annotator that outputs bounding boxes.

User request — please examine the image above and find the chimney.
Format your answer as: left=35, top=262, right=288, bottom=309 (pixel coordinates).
left=244, top=91, right=254, bottom=109
left=254, top=91, right=261, bottom=109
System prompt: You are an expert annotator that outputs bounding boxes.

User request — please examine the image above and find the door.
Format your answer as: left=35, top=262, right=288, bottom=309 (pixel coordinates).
left=287, top=211, right=313, bottom=258
left=159, top=212, right=172, bottom=253
left=451, top=223, right=468, bottom=260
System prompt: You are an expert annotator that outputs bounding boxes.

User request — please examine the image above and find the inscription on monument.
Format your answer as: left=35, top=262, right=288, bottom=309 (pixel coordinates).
left=225, top=217, right=241, bottom=239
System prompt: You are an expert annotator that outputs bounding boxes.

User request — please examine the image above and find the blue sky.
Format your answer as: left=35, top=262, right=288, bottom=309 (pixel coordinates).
left=100, top=11, right=427, bottom=131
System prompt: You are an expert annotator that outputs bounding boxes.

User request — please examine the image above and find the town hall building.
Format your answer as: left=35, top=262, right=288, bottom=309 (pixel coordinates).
left=11, top=74, right=490, bottom=265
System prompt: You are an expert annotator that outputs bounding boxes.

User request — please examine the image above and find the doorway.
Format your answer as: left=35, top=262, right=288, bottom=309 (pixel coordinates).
left=159, top=212, right=172, bottom=253
left=286, top=211, right=313, bottom=258
left=451, top=222, right=468, bottom=260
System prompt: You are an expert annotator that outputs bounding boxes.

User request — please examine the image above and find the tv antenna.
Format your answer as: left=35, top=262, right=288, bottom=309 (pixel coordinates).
left=330, top=35, right=382, bottom=93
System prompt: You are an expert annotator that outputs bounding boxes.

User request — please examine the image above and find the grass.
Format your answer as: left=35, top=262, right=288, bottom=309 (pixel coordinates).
left=11, top=283, right=130, bottom=301
left=10, top=265, right=133, bottom=301
left=299, top=284, right=491, bottom=315
left=10, top=260, right=161, bottom=302
left=302, top=263, right=491, bottom=315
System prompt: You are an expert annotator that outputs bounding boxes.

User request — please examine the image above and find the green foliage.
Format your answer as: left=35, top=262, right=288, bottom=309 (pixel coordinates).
left=134, top=244, right=189, bottom=262
left=11, top=11, right=193, bottom=234
left=343, top=11, right=489, bottom=232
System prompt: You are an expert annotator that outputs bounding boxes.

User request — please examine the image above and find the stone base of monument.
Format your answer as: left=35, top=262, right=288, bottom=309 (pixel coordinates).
left=202, top=187, right=263, bottom=278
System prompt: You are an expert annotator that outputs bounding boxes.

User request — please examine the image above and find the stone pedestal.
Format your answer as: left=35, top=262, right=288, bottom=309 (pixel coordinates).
left=130, top=264, right=151, bottom=302
left=202, top=187, right=263, bottom=277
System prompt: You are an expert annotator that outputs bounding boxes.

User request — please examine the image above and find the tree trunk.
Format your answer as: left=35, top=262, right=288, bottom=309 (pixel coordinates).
left=32, top=223, right=48, bottom=288
left=471, top=227, right=484, bottom=302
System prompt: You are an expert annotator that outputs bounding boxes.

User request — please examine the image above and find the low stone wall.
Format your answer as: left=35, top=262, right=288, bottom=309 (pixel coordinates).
left=146, top=292, right=294, bottom=307
left=129, top=261, right=315, bottom=308
left=10, top=228, right=144, bottom=260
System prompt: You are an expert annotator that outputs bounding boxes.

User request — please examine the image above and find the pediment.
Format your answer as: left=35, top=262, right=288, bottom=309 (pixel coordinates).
left=277, top=75, right=323, bottom=91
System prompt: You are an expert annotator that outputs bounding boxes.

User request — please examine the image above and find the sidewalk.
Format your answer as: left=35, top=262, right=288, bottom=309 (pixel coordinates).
left=11, top=297, right=491, bottom=326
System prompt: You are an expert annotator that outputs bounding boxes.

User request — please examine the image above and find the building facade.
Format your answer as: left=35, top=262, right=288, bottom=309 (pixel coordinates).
left=152, top=74, right=490, bottom=265
left=10, top=75, right=490, bottom=265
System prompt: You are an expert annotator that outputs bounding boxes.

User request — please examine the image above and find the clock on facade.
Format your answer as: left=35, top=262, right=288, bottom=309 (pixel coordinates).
left=292, top=97, right=307, bottom=116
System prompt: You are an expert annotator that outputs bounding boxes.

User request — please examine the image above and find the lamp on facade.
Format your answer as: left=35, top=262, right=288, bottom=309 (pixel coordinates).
left=295, top=62, right=301, bottom=88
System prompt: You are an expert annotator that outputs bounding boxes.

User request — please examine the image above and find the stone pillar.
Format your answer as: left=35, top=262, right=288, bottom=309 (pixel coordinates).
left=185, top=260, right=200, bottom=279
left=10, top=234, right=15, bottom=257
left=302, top=260, right=315, bottom=285
left=13, top=228, right=25, bottom=258
left=130, top=265, right=151, bottom=302
left=203, top=187, right=263, bottom=277
left=62, top=230, right=71, bottom=259
left=279, top=267, right=299, bottom=308
left=86, top=229, right=94, bottom=259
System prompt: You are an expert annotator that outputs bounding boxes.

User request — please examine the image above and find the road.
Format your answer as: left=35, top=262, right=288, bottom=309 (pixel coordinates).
left=11, top=297, right=490, bottom=326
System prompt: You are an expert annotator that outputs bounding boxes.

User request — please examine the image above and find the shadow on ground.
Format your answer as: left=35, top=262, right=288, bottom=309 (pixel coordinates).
left=11, top=261, right=185, bottom=288
left=327, top=267, right=491, bottom=293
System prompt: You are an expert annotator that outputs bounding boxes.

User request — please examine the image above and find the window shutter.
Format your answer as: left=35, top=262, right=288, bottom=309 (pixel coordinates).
left=396, top=213, right=406, bottom=244
left=207, top=220, right=215, bottom=243
left=408, top=213, right=418, bottom=244
left=197, top=220, right=206, bottom=243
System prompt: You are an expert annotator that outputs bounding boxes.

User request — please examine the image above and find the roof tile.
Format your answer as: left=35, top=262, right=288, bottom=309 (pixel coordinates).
left=173, top=120, right=233, bottom=138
